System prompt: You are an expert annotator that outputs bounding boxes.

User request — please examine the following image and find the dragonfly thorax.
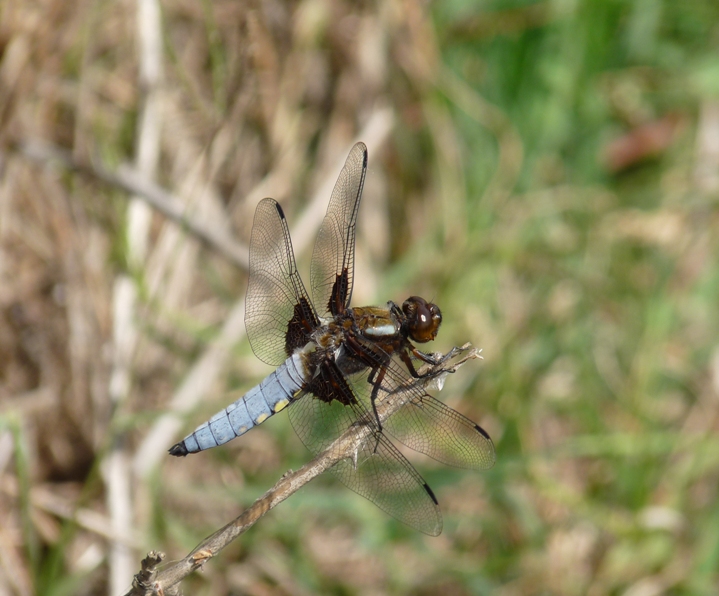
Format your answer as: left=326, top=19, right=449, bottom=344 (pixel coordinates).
left=345, top=305, right=401, bottom=340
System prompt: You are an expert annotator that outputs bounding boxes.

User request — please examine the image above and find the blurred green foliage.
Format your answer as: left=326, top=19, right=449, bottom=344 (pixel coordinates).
left=391, top=1, right=719, bottom=594
left=173, top=0, right=714, bottom=591
left=197, top=1, right=719, bottom=594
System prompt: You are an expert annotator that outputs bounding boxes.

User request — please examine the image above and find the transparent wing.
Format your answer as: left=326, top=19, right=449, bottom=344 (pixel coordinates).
left=287, top=362, right=443, bottom=536
left=310, top=142, right=367, bottom=318
left=350, top=337, right=496, bottom=471
left=382, top=388, right=496, bottom=470
left=245, top=198, right=318, bottom=366
left=331, top=430, right=442, bottom=536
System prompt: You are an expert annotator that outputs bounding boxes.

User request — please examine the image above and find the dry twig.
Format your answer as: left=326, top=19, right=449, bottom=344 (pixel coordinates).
left=14, top=139, right=250, bottom=269
left=124, top=345, right=481, bottom=595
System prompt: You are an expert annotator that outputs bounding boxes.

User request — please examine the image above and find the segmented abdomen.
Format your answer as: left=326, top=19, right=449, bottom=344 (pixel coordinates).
left=170, top=353, right=306, bottom=455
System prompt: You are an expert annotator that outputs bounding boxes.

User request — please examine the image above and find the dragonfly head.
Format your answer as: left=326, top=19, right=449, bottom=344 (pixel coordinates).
left=402, top=296, right=442, bottom=343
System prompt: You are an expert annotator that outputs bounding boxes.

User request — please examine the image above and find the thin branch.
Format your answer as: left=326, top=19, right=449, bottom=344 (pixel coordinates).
left=13, top=106, right=395, bottom=273
left=125, top=345, right=481, bottom=596
left=14, top=139, right=250, bottom=270
left=0, top=479, right=145, bottom=548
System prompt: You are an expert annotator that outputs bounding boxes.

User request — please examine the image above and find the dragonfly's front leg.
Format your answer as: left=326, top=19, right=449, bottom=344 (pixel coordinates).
left=401, top=344, right=468, bottom=379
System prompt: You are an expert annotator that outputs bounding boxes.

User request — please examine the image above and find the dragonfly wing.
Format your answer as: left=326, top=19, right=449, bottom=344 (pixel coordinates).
left=351, top=336, right=496, bottom=470
left=245, top=198, right=318, bottom=366
left=310, top=143, right=367, bottom=318
left=383, top=389, right=496, bottom=470
left=287, top=360, right=443, bottom=535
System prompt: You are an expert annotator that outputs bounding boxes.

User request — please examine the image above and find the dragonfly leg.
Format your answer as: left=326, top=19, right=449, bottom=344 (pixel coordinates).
left=400, top=348, right=443, bottom=379
left=402, top=345, right=466, bottom=379
left=367, top=365, right=386, bottom=434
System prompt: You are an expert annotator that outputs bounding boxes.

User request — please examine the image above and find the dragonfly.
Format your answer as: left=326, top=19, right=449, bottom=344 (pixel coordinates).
left=170, top=142, right=495, bottom=535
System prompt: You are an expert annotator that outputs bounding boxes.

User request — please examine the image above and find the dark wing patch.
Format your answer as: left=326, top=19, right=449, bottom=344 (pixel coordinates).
left=245, top=199, right=318, bottom=366
left=285, top=297, right=319, bottom=360
left=305, top=360, right=358, bottom=407
left=327, top=268, right=350, bottom=318
left=311, top=143, right=368, bottom=318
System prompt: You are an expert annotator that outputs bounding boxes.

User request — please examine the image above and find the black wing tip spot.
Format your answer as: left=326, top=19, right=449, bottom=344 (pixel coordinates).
left=169, top=443, right=189, bottom=457
left=274, top=202, right=286, bottom=219
left=474, top=424, right=492, bottom=441
left=423, top=481, right=439, bottom=505
left=352, top=141, right=368, bottom=165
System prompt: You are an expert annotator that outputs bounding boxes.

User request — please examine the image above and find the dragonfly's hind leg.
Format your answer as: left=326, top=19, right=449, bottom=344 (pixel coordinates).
left=367, top=366, right=386, bottom=433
